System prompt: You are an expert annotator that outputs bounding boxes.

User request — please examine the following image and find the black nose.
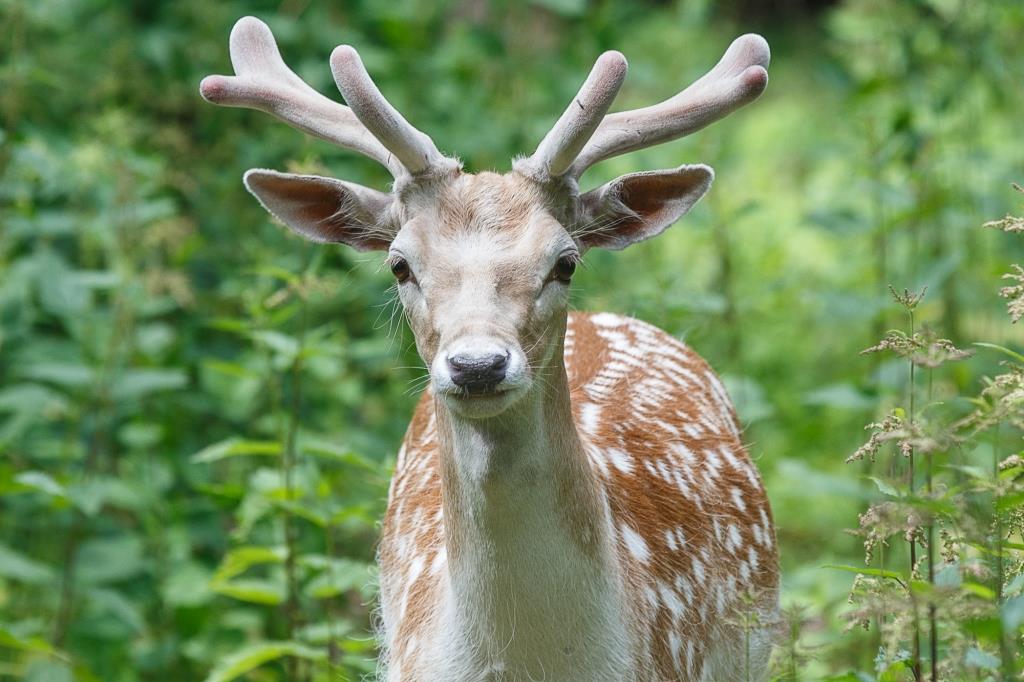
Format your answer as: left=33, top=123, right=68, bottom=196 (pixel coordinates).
left=447, top=352, right=509, bottom=393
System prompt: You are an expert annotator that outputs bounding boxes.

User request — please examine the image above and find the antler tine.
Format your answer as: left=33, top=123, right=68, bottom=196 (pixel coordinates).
left=517, top=51, right=628, bottom=179
left=199, top=17, right=405, bottom=177
left=568, top=34, right=770, bottom=179
left=330, top=46, right=456, bottom=176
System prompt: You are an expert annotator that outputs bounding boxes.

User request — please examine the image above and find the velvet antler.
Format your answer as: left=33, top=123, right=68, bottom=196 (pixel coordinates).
left=519, top=34, right=770, bottom=181
left=200, top=17, right=454, bottom=178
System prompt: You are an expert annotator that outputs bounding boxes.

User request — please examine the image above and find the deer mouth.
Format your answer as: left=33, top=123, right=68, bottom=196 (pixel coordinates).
left=436, top=383, right=529, bottom=419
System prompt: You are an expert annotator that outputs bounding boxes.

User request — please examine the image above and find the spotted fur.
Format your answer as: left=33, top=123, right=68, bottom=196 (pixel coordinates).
left=379, top=312, right=779, bottom=681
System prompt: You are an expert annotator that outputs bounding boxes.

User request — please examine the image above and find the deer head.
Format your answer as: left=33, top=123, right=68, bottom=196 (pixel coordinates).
left=201, top=17, right=769, bottom=419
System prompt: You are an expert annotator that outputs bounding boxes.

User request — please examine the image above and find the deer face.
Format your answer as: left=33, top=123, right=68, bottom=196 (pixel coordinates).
left=202, top=17, right=768, bottom=417
left=243, top=164, right=715, bottom=418
left=388, top=173, right=576, bottom=418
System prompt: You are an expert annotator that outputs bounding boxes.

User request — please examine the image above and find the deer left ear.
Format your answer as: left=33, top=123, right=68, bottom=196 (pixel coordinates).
left=243, top=169, right=397, bottom=251
left=576, top=164, right=714, bottom=250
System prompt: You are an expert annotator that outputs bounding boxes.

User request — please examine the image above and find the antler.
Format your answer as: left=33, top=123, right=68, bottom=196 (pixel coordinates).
left=520, top=34, right=769, bottom=181
left=330, top=46, right=455, bottom=175
left=517, top=51, right=628, bottom=179
left=200, top=17, right=453, bottom=178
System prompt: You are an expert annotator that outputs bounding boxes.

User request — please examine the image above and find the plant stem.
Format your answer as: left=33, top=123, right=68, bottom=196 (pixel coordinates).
left=908, top=306, right=922, bottom=682
left=925, top=367, right=936, bottom=682
left=282, top=291, right=308, bottom=681
left=994, top=424, right=1013, bottom=679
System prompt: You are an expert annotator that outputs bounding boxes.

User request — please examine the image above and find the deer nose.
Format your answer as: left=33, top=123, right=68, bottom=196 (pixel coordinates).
left=447, top=352, right=509, bottom=393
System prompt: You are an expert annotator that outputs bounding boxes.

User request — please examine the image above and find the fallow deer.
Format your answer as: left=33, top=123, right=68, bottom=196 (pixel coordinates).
left=202, top=16, right=779, bottom=681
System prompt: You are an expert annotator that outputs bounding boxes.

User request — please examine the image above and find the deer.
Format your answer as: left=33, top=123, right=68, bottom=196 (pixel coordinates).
left=201, top=16, right=779, bottom=681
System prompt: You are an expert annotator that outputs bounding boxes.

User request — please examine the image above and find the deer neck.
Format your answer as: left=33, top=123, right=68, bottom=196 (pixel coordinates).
left=432, top=326, right=628, bottom=673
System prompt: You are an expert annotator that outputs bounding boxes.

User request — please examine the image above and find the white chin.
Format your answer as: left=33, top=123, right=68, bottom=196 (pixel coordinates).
left=439, top=386, right=527, bottom=419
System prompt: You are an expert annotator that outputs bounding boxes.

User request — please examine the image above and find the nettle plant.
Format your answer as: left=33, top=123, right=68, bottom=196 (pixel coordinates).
left=837, top=187, right=1024, bottom=681
left=202, top=16, right=780, bottom=682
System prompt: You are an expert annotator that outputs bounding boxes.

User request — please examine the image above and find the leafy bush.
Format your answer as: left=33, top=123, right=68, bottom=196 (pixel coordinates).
left=1, top=0, right=1023, bottom=679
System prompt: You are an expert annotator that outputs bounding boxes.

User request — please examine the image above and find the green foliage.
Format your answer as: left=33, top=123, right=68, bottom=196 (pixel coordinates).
left=1, top=0, right=1023, bottom=679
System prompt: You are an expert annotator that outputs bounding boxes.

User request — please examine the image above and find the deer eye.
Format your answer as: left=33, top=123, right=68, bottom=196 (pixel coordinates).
left=390, top=257, right=411, bottom=283
left=553, top=255, right=577, bottom=283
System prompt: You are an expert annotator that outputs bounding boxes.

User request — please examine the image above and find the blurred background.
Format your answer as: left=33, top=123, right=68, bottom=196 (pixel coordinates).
left=1, top=0, right=1023, bottom=680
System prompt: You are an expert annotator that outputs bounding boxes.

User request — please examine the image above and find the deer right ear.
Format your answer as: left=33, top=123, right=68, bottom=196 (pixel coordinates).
left=243, top=169, right=396, bottom=251
left=575, top=164, right=714, bottom=251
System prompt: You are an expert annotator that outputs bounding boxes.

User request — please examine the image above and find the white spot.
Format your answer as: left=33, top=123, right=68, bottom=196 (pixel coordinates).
left=720, top=445, right=740, bottom=470
left=590, top=312, right=626, bottom=327
left=669, top=442, right=696, bottom=464
left=692, top=556, right=705, bottom=583
left=672, top=471, right=693, bottom=499
left=658, top=580, right=685, bottom=618
left=430, top=548, right=446, bottom=575
left=585, top=443, right=610, bottom=477
left=642, top=584, right=658, bottom=607
left=621, top=524, right=650, bottom=563
left=704, top=449, right=722, bottom=477
left=728, top=524, right=742, bottom=552
left=606, top=447, right=634, bottom=474
left=760, top=508, right=774, bottom=547
left=675, top=527, right=688, bottom=550
left=580, top=402, right=601, bottom=435
left=407, top=553, right=425, bottom=584
left=665, top=528, right=678, bottom=551
left=731, top=487, right=747, bottom=512
left=675, top=574, right=694, bottom=604
left=748, top=545, right=760, bottom=570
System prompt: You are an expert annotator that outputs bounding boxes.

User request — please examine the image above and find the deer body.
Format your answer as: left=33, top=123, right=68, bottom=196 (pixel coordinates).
left=202, top=17, right=779, bottom=680
left=381, top=309, right=777, bottom=681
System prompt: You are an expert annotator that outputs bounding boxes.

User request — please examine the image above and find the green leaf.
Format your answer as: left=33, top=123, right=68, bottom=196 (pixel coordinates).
left=14, top=471, right=67, bottom=499
left=997, top=490, right=1024, bottom=512
left=868, top=476, right=900, bottom=497
left=86, top=587, right=146, bottom=634
left=1003, top=595, right=1024, bottom=631
left=25, top=659, right=74, bottom=682
left=250, top=330, right=300, bottom=360
left=963, top=616, right=1002, bottom=642
left=0, top=543, right=56, bottom=584
left=964, top=646, right=1000, bottom=670
left=528, top=0, right=587, bottom=17
left=191, top=438, right=282, bottom=464
left=109, top=368, right=187, bottom=401
left=301, top=558, right=373, bottom=599
left=161, top=562, right=214, bottom=608
left=212, top=546, right=286, bottom=583
left=302, top=440, right=377, bottom=471
left=18, top=362, right=95, bottom=389
left=202, top=641, right=325, bottom=682
left=961, top=581, right=995, bottom=600
left=210, top=578, right=285, bottom=605
left=66, top=477, right=142, bottom=516
left=0, top=383, right=68, bottom=414
left=76, top=535, right=145, bottom=585
left=823, top=564, right=905, bottom=581
left=0, top=627, right=60, bottom=656
left=973, top=342, right=1024, bottom=364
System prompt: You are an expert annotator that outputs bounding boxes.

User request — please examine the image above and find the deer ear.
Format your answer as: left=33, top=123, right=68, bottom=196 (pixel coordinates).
left=243, top=169, right=396, bottom=251
left=576, top=164, right=713, bottom=250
